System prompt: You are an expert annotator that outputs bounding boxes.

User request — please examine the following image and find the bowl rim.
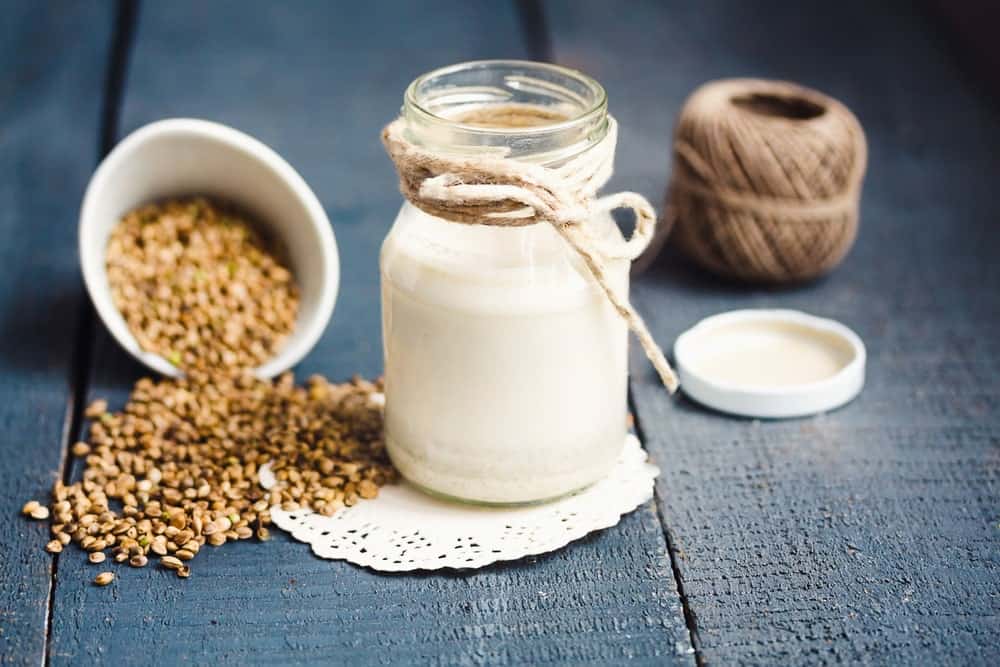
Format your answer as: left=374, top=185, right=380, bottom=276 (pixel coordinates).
left=79, top=117, right=339, bottom=379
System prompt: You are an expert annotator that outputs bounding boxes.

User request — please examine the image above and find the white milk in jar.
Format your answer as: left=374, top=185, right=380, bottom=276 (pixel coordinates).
left=380, top=61, right=631, bottom=504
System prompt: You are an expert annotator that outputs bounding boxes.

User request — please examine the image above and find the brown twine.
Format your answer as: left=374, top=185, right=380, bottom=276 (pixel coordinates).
left=662, top=78, right=867, bottom=283
left=381, top=111, right=679, bottom=392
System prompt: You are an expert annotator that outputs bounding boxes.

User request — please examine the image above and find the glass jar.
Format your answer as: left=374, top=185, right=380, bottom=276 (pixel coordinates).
left=380, top=61, right=628, bottom=504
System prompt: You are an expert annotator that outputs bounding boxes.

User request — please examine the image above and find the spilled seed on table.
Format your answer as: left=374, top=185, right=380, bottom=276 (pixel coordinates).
left=21, top=197, right=396, bottom=585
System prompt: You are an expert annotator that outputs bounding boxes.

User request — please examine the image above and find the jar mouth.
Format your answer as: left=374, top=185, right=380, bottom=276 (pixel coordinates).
left=402, top=60, right=608, bottom=163
left=407, top=60, right=607, bottom=132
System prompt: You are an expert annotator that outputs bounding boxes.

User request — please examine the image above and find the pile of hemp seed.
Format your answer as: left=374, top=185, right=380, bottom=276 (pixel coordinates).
left=106, top=198, right=300, bottom=374
left=22, top=197, right=396, bottom=585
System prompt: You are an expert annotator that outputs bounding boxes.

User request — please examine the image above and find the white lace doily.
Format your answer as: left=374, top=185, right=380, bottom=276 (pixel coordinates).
left=259, top=435, right=657, bottom=572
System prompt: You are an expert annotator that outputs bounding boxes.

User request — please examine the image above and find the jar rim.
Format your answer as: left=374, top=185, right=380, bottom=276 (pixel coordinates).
left=404, top=60, right=608, bottom=136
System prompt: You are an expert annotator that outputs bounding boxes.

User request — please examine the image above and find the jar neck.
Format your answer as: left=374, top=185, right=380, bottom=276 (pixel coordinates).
left=402, top=60, right=609, bottom=167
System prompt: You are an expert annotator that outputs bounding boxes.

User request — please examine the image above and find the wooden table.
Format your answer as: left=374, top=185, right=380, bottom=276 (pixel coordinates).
left=3, top=1, right=998, bottom=664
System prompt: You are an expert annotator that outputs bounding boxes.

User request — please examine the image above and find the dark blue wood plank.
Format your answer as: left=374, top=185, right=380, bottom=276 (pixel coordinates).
left=0, top=3, right=113, bottom=664
left=546, top=0, right=1000, bottom=663
left=47, top=2, right=693, bottom=664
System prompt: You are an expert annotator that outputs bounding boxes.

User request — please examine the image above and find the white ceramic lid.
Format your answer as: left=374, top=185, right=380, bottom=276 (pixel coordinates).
left=673, top=309, right=865, bottom=419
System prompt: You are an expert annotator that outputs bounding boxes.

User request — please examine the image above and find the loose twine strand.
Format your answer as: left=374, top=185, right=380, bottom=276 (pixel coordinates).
left=382, top=114, right=679, bottom=392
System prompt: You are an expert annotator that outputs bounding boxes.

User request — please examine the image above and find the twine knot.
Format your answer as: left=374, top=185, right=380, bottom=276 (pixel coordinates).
left=382, top=113, right=678, bottom=392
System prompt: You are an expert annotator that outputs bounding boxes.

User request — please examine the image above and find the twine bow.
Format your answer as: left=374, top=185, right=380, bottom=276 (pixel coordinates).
left=382, top=114, right=678, bottom=392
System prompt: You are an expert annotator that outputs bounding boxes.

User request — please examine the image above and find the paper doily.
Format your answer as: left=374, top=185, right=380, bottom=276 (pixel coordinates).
left=259, top=435, right=657, bottom=571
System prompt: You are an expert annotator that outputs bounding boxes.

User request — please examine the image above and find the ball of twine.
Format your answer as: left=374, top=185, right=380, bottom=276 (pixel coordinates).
left=665, top=78, right=867, bottom=283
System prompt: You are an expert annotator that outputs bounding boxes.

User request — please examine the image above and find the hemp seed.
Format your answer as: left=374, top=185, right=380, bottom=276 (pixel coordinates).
left=160, top=556, right=183, bottom=570
left=94, top=572, right=114, bottom=586
left=105, top=198, right=299, bottom=375
left=21, top=197, right=397, bottom=586
left=84, top=400, right=107, bottom=419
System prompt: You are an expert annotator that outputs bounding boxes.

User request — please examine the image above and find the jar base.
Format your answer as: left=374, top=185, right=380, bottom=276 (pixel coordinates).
left=386, top=435, right=620, bottom=506
left=401, top=475, right=600, bottom=508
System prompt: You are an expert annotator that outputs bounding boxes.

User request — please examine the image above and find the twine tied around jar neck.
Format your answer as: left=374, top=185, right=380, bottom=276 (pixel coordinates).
left=382, top=112, right=679, bottom=392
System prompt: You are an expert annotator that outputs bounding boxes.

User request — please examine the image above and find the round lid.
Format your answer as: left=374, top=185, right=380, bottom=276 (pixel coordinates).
left=673, top=309, right=865, bottom=419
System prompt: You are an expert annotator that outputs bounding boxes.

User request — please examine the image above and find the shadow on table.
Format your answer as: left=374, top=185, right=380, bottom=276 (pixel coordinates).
left=0, top=274, right=149, bottom=403
left=0, top=280, right=87, bottom=376
left=636, top=245, right=836, bottom=298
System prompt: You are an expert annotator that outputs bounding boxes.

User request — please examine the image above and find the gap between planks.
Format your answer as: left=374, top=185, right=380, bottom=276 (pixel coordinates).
left=514, top=0, right=554, bottom=62
left=514, top=1, right=704, bottom=659
left=629, top=386, right=705, bottom=666
left=41, top=2, right=140, bottom=666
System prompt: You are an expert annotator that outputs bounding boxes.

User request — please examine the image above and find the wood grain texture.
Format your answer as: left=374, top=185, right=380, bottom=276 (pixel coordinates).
left=46, top=2, right=693, bottom=664
left=0, top=3, right=112, bottom=664
left=545, top=0, right=1000, bottom=664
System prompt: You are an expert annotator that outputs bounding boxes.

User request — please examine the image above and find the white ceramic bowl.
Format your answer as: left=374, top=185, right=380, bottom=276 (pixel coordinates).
left=673, top=309, right=865, bottom=418
left=79, top=118, right=339, bottom=378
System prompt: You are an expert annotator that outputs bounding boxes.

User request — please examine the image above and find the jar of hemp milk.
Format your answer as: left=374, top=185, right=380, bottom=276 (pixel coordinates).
left=380, top=61, right=631, bottom=504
